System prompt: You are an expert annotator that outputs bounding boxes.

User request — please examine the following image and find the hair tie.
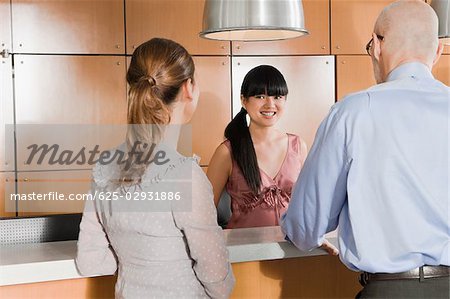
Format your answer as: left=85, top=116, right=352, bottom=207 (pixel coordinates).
left=145, top=75, right=156, bottom=87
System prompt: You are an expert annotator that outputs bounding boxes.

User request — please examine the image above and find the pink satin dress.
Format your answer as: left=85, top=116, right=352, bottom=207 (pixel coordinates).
left=223, top=134, right=304, bottom=229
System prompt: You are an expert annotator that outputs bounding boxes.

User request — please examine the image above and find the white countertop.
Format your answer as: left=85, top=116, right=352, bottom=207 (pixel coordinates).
left=0, top=226, right=337, bottom=286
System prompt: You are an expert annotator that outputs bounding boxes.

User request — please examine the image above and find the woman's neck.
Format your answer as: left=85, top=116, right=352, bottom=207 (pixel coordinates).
left=249, top=124, right=279, bottom=144
left=161, top=124, right=181, bottom=149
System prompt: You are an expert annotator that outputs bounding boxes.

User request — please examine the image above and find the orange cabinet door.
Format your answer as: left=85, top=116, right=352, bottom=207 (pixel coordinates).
left=0, top=0, right=11, bottom=52
left=14, top=55, right=127, bottom=125
left=16, top=170, right=91, bottom=216
left=11, top=0, right=124, bottom=54
left=336, top=55, right=376, bottom=100
left=432, top=55, right=450, bottom=85
left=126, top=0, right=229, bottom=55
left=331, top=0, right=393, bottom=55
left=232, top=0, right=329, bottom=55
left=191, top=57, right=231, bottom=165
left=444, top=47, right=450, bottom=55
left=331, top=0, right=449, bottom=55
left=337, top=55, right=450, bottom=100
left=15, top=124, right=129, bottom=173
left=0, top=172, right=16, bottom=217
left=1, top=56, right=14, bottom=171
left=231, top=56, right=335, bottom=150
left=14, top=55, right=127, bottom=172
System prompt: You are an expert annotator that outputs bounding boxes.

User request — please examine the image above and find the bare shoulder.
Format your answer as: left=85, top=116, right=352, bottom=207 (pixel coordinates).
left=211, top=142, right=232, bottom=163
left=208, top=142, right=233, bottom=176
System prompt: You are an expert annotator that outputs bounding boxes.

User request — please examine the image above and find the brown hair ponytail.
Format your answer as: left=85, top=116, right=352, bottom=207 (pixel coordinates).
left=120, top=38, right=195, bottom=186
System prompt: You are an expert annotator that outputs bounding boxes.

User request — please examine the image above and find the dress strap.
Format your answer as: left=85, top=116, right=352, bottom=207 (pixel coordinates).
left=287, top=133, right=300, bottom=155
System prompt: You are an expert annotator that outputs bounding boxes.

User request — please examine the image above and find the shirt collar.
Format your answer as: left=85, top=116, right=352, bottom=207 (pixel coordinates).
left=386, top=62, right=433, bottom=82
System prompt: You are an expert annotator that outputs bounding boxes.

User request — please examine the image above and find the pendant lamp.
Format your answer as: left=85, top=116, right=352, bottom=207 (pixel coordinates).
left=431, top=0, right=450, bottom=45
left=199, top=0, right=308, bottom=41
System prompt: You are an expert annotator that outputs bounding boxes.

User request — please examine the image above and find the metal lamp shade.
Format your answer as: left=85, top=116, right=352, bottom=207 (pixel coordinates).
left=200, top=0, right=309, bottom=41
left=431, top=0, right=450, bottom=45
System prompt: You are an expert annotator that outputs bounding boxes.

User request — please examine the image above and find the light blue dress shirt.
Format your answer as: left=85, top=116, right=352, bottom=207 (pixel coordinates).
left=281, top=62, right=449, bottom=273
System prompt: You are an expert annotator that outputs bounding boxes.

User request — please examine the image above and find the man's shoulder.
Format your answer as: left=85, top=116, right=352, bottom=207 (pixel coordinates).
left=336, top=80, right=402, bottom=111
left=334, top=89, right=371, bottom=114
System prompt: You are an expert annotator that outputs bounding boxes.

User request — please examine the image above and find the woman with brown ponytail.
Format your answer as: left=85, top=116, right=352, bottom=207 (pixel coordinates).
left=76, top=38, right=235, bottom=298
left=207, top=65, right=307, bottom=229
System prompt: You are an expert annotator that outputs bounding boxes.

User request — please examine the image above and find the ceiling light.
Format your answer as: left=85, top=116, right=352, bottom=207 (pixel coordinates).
left=200, top=0, right=309, bottom=41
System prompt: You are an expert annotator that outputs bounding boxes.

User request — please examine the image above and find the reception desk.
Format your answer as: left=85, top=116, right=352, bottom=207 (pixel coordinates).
left=0, top=226, right=361, bottom=298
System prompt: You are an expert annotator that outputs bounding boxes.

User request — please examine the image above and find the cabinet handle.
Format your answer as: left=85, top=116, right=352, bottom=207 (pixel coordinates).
left=1, top=48, right=10, bottom=58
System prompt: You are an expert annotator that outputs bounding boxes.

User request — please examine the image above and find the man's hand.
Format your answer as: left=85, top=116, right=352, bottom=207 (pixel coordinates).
left=320, top=239, right=339, bottom=256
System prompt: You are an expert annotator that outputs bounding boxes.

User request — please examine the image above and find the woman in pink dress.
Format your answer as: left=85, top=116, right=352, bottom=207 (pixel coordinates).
left=207, top=65, right=308, bottom=229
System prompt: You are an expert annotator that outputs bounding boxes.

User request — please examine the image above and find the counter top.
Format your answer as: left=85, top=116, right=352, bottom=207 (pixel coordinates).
left=0, top=226, right=337, bottom=286
left=224, top=226, right=337, bottom=262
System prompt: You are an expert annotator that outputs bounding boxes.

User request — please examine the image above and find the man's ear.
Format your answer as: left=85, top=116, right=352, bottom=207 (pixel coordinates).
left=432, top=42, right=444, bottom=66
left=181, top=78, right=194, bottom=102
left=372, top=33, right=382, bottom=61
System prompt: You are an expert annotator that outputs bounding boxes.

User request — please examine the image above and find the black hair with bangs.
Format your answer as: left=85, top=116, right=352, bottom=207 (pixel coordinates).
left=241, top=65, right=288, bottom=98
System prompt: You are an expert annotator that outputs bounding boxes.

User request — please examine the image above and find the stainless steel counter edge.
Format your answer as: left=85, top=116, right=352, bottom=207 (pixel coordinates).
left=0, top=226, right=338, bottom=286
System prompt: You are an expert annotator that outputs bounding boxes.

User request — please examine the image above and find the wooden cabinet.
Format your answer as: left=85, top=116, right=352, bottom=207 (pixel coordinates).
left=336, top=55, right=375, bottom=99
left=331, top=0, right=393, bottom=55
left=0, top=256, right=361, bottom=298
left=126, top=0, right=229, bottom=55
left=17, top=170, right=91, bottom=216
left=444, top=45, right=450, bottom=55
left=337, top=55, right=450, bottom=99
left=0, top=0, right=11, bottom=51
left=14, top=55, right=127, bottom=125
left=191, top=57, right=231, bottom=165
left=15, top=124, right=128, bottom=173
left=1, top=56, right=14, bottom=171
left=11, top=0, right=124, bottom=54
left=330, top=0, right=445, bottom=55
left=13, top=55, right=127, bottom=173
left=231, top=56, right=335, bottom=149
left=0, top=172, right=16, bottom=217
left=231, top=256, right=360, bottom=298
left=0, top=276, right=116, bottom=299
left=232, top=0, right=330, bottom=56
left=432, top=55, right=450, bottom=84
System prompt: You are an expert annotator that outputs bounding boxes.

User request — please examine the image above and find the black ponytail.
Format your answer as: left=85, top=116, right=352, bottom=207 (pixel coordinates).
left=225, top=108, right=261, bottom=195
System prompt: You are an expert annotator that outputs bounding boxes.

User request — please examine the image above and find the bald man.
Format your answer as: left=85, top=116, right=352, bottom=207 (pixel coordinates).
left=281, top=0, right=449, bottom=298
